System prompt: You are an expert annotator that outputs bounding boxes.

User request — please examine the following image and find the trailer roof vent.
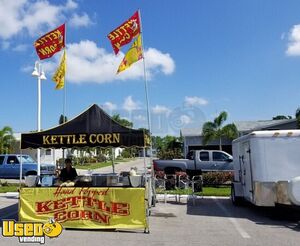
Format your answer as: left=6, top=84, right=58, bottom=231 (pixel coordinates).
left=273, top=132, right=280, bottom=137
left=287, top=132, right=293, bottom=136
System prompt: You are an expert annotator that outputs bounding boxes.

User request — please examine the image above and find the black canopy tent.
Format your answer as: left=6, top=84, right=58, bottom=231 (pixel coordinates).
left=21, top=104, right=149, bottom=175
left=21, top=104, right=148, bottom=149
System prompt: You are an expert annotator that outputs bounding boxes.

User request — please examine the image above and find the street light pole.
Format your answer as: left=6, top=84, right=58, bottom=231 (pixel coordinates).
left=32, top=61, right=46, bottom=178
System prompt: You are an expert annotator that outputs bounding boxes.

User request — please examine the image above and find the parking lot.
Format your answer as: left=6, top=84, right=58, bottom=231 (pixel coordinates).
left=1, top=194, right=299, bottom=246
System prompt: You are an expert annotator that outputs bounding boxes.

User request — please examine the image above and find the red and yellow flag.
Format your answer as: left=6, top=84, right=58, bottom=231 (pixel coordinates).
left=34, top=24, right=65, bottom=60
left=52, top=50, right=66, bottom=90
left=108, top=11, right=141, bottom=55
left=117, top=34, right=143, bottom=74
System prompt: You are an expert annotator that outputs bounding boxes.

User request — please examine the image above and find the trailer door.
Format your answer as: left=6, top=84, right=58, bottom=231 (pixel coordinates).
left=241, top=141, right=253, bottom=201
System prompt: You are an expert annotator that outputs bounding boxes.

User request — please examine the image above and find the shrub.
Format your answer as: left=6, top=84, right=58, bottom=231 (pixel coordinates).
left=121, top=149, right=131, bottom=158
left=202, top=171, right=233, bottom=186
left=157, top=148, right=183, bottom=160
left=155, top=171, right=166, bottom=179
left=0, top=180, right=9, bottom=186
left=97, top=154, right=107, bottom=162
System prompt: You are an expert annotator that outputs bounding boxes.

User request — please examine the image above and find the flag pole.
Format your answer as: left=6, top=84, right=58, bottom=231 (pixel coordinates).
left=138, top=9, right=153, bottom=167
left=62, top=23, right=67, bottom=161
left=63, top=23, right=67, bottom=124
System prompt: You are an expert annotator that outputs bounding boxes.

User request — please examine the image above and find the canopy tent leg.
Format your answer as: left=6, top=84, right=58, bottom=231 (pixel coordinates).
left=112, top=148, right=115, bottom=174
left=19, top=149, right=23, bottom=188
left=143, top=147, right=146, bottom=173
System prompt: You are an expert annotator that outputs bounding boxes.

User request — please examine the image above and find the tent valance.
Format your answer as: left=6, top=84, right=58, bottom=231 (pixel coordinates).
left=21, top=104, right=148, bottom=149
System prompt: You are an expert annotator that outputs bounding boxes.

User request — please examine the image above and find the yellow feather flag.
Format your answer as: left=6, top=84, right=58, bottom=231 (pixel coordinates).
left=117, top=34, right=143, bottom=74
left=52, top=50, right=66, bottom=90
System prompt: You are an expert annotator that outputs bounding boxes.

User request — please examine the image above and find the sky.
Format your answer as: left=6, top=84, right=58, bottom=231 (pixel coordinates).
left=1, top=0, right=300, bottom=136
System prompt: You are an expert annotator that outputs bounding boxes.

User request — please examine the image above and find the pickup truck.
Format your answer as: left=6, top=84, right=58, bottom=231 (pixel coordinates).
left=0, top=154, right=56, bottom=178
left=153, top=150, right=233, bottom=176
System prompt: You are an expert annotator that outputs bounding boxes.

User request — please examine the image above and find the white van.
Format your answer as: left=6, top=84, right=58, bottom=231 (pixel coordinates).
left=231, top=130, right=300, bottom=207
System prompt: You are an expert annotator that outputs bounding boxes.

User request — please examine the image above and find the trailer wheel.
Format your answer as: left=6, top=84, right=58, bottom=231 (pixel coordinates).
left=231, top=184, right=243, bottom=206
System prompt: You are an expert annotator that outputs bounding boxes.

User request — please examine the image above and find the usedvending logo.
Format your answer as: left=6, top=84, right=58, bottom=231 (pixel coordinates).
left=2, top=218, right=63, bottom=244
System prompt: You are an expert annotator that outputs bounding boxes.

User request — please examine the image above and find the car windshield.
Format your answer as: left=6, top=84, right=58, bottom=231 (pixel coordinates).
left=17, top=155, right=36, bottom=164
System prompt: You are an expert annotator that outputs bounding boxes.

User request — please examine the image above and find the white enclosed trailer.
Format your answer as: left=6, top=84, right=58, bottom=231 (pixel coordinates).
left=231, top=130, right=300, bottom=207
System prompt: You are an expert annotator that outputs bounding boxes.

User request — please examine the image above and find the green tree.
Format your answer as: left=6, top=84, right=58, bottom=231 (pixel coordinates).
left=112, top=114, right=133, bottom=128
left=296, top=108, right=300, bottom=128
left=59, top=114, right=68, bottom=124
left=272, top=115, right=292, bottom=120
left=202, top=111, right=238, bottom=150
left=0, top=126, right=15, bottom=154
left=154, top=135, right=183, bottom=159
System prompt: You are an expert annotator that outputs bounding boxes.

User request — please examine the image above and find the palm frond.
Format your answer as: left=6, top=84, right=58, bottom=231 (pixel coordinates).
left=202, top=122, right=217, bottom=145
left=222, top=123, right=239, bottom=140
left=214, top=111, right=228, bottom=127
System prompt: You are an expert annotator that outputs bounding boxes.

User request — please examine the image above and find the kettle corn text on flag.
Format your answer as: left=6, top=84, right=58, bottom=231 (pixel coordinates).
left=52, top=50, right=66, bottom=90
left=107, top=11, right=141, bottom=55
left=117, top=34, right=143, bottom=74
left=34, top=24, right=65, bottom=60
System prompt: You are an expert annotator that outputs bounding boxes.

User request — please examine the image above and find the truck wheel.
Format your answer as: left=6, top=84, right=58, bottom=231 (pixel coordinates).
left=231, top=184, right=243, bottom=206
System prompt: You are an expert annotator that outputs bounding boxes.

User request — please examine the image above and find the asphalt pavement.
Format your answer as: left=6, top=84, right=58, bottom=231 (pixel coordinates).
left=1, top=194, right=300, bottom=246
left=1, top=158, right=299, bottom=245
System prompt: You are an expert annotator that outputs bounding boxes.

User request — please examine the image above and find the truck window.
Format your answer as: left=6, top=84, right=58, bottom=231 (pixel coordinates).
left=213, top=152, right=229, bottom=161
left=0, top=156, right=4, bottom=165
left=7, top=156, right=19, bottom=165
left=199, top=151, right=209, bottom=161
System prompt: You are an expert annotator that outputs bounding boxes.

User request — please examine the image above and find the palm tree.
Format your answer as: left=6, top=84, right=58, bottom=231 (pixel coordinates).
left=112, top=114, right=133, bottom=128
left=59, top=114, right=68, bottom=124
left=296, top=108, right=300, bottom=129
left=202, top=111, right=238, bottom=150
left=0, top=126, right=15, bottom=154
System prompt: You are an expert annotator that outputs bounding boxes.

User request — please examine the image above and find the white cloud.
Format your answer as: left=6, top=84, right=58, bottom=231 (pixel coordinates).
left=12, top=44, right=28, bottom=52
left=102, top=102, right=117, bottom=111
left=180, top=115, right=192, bottom=124
left=152, top=105, right=171, bottom=115
left=42, top=40, right=175, bottom=84
left=69, top=13, right=92, bottom=28
left=134, top=115, right=146, bottom=121
left=145, top=48, right=175, bottom=75
left=65, top=0, right=78, bottom=10
left=286, top=24, right=300, bottom=56
left=184, top=96, right=208, bottom=106
left=122, top=96, right=141, bottom=112
left=0, top=0, right=91, bottom=40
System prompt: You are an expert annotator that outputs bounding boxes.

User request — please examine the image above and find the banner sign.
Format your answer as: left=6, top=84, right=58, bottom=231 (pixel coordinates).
left=107, top=11, right=141, bottom=54
left=52, top=50, right=66, bottom=90
left=19, top=187, right=147, bottom=230
left=34, top=24, right=65, bottom=60
left=21, top=132, right=147, bottom=149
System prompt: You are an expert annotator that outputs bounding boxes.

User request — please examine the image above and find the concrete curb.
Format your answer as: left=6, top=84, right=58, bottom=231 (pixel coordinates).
left=0, top=192, right=19, bottom=198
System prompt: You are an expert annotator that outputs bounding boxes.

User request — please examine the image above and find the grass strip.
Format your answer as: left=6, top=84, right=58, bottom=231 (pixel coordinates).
left=0, top=184, right=21, bottom=193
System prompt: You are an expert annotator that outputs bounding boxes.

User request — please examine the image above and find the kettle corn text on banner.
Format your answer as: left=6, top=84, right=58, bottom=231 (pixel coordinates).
left=19, top=187, right=147, bottom=229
